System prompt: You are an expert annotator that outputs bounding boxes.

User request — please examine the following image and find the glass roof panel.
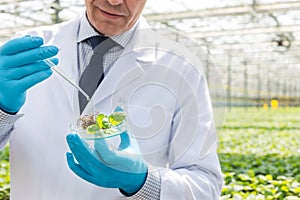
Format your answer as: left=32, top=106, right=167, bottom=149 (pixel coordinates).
left=0, top=0, right=299, bottom=102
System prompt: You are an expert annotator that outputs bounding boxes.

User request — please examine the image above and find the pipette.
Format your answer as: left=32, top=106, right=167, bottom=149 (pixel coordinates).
left=44, top=59, right=91, bottom=101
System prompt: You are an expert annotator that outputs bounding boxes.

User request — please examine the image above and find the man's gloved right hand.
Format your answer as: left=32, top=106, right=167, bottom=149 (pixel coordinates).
left=0, top=35, right=59, bottom=113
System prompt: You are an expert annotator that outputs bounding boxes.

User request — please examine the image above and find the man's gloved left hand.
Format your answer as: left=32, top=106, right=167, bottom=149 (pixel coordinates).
left=66, top=131, right=148, bottom=195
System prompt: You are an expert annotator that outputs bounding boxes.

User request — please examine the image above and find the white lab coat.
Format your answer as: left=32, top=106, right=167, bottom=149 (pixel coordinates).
left=9, top=14, right=223, bottom=200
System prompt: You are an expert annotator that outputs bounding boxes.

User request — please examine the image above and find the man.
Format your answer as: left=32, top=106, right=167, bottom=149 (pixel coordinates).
left=0, top=0, right=223, bottom=199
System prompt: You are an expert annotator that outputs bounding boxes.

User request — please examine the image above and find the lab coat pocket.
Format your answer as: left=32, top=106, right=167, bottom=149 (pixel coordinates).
left=126, top=104, right=173, bottom=166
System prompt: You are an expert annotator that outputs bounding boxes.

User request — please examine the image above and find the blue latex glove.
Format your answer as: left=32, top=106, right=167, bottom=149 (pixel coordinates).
left=66, top=130, right=148, bottom=195
left=0, top=35, right=59, bottom=113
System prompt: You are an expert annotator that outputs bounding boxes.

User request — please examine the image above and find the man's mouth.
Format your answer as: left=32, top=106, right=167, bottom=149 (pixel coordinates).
left=98, top=7, right=123, bottom=19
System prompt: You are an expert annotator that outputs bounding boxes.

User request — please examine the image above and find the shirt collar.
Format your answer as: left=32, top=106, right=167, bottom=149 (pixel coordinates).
left=77, top=12, right=138, bottom=48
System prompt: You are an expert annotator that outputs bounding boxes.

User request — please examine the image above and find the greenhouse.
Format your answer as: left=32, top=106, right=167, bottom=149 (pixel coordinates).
left=0, top=0, right=299, bottom=199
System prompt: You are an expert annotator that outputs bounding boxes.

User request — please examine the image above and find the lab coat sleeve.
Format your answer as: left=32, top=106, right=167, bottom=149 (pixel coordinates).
left=0, top=109, right=23, bottom=149
left=159, top=149, right=223, bottom=199
left=159, top=71, right=223, bottom=199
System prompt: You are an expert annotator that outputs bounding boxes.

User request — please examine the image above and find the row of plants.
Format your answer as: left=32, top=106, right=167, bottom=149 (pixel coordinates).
left=218, top=107, right=300, bottom=199
left=0, top=107, right=299, bottom=199
left=0, top=146, right=9, bottom=200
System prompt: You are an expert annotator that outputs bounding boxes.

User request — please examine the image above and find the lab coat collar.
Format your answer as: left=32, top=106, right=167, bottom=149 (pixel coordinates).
left=126, top=16, right=157, bottom=63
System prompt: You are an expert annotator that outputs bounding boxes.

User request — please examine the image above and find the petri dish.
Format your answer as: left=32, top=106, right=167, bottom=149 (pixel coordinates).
left=70, top=112, right=127, bottom=140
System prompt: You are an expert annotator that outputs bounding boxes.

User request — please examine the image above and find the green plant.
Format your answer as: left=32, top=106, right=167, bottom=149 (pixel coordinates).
left=80, top=111, right=126, bottom=135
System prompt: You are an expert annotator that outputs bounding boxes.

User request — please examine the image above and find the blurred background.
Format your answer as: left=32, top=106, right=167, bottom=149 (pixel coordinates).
left=1, top=0, right=300, bottom=108
left=0, top=0, right=299, bottom=199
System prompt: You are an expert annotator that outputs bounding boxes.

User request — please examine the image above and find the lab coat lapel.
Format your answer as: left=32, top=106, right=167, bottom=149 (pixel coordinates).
left=49, top=16, right=81, bottom=114
left=83, top=22, right=157, bottom=113
left=83, top=51, right=149, bottom=113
